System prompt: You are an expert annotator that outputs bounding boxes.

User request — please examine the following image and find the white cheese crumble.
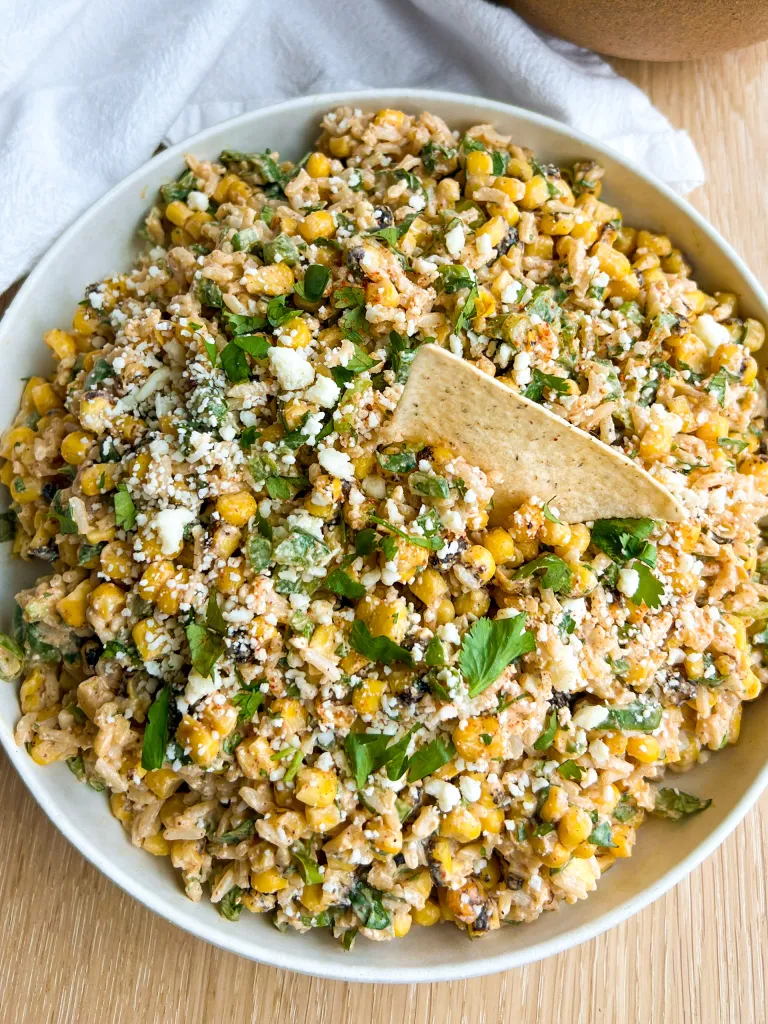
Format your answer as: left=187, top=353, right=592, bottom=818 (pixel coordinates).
left=444, top=222, right=465, bottom=256
left=269, top=346, right=315, bottom=390
left=424, top=778, right=461, bottom=813
left=617, top=566, right=640, bottom=598
left=571, top=704, right=609, bottom=729
left=304, top=375, right=340, bottom=409
left=692, top=313, right=730, bottom=354
left=186, top=190, right=210, bottom=212
left=185, top=666, right=219, bottom=705
left=513, top=350, right=532, bottom=387
left=318, top=447, right=354, bottom=480
left=459, top=776, right=482, bottom=803
left=151, top=507, right=195, bottom=555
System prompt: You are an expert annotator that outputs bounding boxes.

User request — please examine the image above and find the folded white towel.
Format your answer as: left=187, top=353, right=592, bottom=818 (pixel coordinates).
left=0, top=0, right=704, bottom=294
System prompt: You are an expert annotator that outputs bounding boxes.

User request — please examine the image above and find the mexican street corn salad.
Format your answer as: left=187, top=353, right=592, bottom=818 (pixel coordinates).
left=3, top=106, right=768, bottom=946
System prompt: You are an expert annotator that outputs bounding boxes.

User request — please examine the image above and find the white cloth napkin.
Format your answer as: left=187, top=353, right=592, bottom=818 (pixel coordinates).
left=0, top=0, right=704, bottom=295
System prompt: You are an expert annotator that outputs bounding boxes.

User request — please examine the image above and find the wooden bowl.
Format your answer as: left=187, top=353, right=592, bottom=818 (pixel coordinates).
left=507, top=0, right=768, bottom=60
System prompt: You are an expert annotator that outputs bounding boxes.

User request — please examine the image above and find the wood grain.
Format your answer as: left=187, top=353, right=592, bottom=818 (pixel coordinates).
left=2, top=44, right=768, bottom=1024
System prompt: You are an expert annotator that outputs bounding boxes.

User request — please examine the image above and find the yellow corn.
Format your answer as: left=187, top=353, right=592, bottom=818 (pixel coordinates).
left=295, top=767, right=338, bottom=808
left=299, top=210, right=335, bottom=242
left=176, top=714, right=220, bottom=767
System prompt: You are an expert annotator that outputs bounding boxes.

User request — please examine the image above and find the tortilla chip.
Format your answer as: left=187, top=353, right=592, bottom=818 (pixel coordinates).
left=381, top=345, right=684, bottom=524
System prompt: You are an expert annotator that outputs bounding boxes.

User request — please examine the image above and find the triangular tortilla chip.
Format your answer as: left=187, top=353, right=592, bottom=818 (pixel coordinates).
left=380, top=345, right=684, bottom=524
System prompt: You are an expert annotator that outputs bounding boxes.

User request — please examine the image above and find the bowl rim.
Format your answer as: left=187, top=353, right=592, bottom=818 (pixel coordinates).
left=2, top=86, right=768, bottom=984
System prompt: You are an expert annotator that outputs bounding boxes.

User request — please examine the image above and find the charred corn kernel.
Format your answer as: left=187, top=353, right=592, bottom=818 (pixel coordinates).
left=743, top=318, right=766, bottom=352
left=520, top=175, right=550, bottom=209
left=570, top=219, right=599, bottom=246
left=550, top=523, right=588, bottom=560
left=44, top=328, right=77, bottom=361
left=0, top=426, right=35, bottom=460
left=177, top=714, right=220, bottom=767
left=742, top=356, right=758, bottom=385
left=80, top=462, right=118, bottom=495
left=374, top=108, right=406, bottom=128
left=210, top=523, right=241, bottom=560
left=482, top=528, right=518, bottom=566
left=439, top=806, right=482, bottom=843
left=607, top=273, right=641, bottom=301
left=299, top=210, right=336, bottom=243
left=21, top=376, right=47, bottom=411
left=408, top=567, right=449, bottom=607
left=611, top=824, right=635, bottom=858
left=525, top=235, right=554, bottom=259
left=636, top=229, right=672, bottom=256
left=270, top=697, right=308, bottom=734
left=306, top=151, right=332, bottom=178
left=19, top=668, right=47, bottom=713
left=305, top=804, right=342, bottom=832
left=465, top=149, right=494, bottom=175
left=557, top=807, right=593, bottom=849
left=244, top=262, right=295, bottom=296
left=109, top=792, right=133, bottom=827
left=494, top=175, right=525, bottom=201
left=461, top=545, right=496, bottom=584
left=60, top=430, right=94, bottom=465
left=613, top=226, right=637, bottom=255
left=299, top=884, right=327, bottom=914
left=573, top=841, right=597, bottom=859
left=475, top=215, right=507, bottom=248
left=279, top=316, right=313, bottom=349
left=454, top=589, right=491, bottom=619
left=602, top=732, right=628, bottom=756
left=540, top=210, right=575, bottom=235
left=143, top=833, right=170, bottom=856
left=392, top=910, right=412, bottom=938
left=626, top=736, right=660, bottom=763
left=585, top=783, right=620, bottom=814
left=295, top=767, right=337, bottom=808
left=88, top=582, right=126, bottom=619
left=328, top=135, right=352, bottom=158
left=155, top=569, right=190, bottom=616
left=412, top=900, right=440, bottom=927
left=200, top=702, right=238, bottom=738
left=72, top=305, right=100, bottom=336
left=570, top=564, right=597, bottom=597
left=740, top=455, right=768, bottom=494
left=695, top=413, right=729, bottom=445
left=366, top=600, right=408, bottom=644
left=593, top=242, right=631, bottom=279
left=368, top=815, right=403, bottom=856
left=132, top=617, right=169, bottom=661
left=252, top=867, right=289, bottom=894
left=540, top=786, right=569, bottom=823
left=725, top=614, right=748, bottom=652
left=216, top=491, right=257, bottom=527
left=670, top=332, right=709, bottom=374
left=56, top=579, right=94, bottom=627
left=453, top=717, right=503, bottom=761
left=145, top=768, right=181, bottom=799
left=539, top=518, right=571, bottom=548
left=365, top=278, right=399, bottom=308
left=639, top=422, right=673, bottom=460
left=169, top=227, right=192, bottom=247
left=742, top=670, right=761, bottom=700
left=542, top=842, right=571, bottom=869
left=165, top=200, right=191, bottom=226
left=184, top=211, right=213, bottom=241
left=138, top=559, right=175, bottom=600
left=216, top=563, right=244, bottom=596
left=353, top=678, right=387, bottom=717
left=30, top=382, right=61, bottom=415
left=687, top=289, right=717, bottom=314
left=710, top=343, right=743, bottom=375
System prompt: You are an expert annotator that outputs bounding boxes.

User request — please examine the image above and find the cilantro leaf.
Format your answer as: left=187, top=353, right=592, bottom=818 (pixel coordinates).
left=324, top=569, right=366, bottom=600
left=523, top=369, right=572, bottom=403
left=437, top=265, right=475, bottom=294
left=349, top=620, right=414, bottom=666
left=406, top=736, right=456, bottom=783
left=234, top=334, right=271, bottom=359
left=590, top=518, right=656, bottom=563
left=216, top=819, right=256, bottom=844
left=113, top=485, right=137, bottom=531
left=295, top=264, right=330, bottom=303
left=222, top=311, right=268, bottom=337
left=459, top=614, right=535, bottom=698
left=49, top=493, right=79, bottom=535
left=185, top=622, right=225, bottom=678
left=291, top=841, right=324, bottom=884
left=141, top=686, right=170, bottom=771
left=597, top=700, right=663, bottom=732
left=533, top=709, right=558, bottom=751
left=232, top=683, right=264, bottom=723
left=651, top=788, right=712, bottom=820
left=220, top=342, right=251, bottom=383
left=630, top=561, right=664, bottom=609
left=349, top=881, right=391, bottom=930
left=588, top=820, right=617, bottom=848
left=424, top=635, right=446, bottom=668
left=557, top=759, right=583, bottom=781
left=369, top=514, right=443, bottom=551
left=514, top=553, right=573, bottom=594
left=707, top=367, right=740, bottom=407
left=344, top=731, right=393, bottom=788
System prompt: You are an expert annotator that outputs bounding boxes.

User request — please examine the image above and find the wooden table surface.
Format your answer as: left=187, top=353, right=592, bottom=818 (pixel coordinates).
left=2, top=44, right=768, bottom=1024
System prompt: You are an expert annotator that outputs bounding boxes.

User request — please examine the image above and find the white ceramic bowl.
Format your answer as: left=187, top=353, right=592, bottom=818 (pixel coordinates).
left=2, top=89, right=767, bottom=984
